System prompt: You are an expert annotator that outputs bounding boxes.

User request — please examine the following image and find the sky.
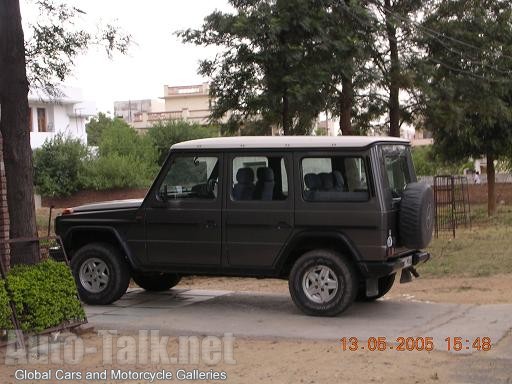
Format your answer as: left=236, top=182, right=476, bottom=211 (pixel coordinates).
left=21, top=0, right=232, bottom=113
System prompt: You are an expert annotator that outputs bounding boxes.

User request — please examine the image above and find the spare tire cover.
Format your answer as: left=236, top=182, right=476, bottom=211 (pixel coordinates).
left=399, top=182, right=434, bottom=249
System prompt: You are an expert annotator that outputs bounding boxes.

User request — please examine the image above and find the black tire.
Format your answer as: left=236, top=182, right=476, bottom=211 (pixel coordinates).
left=356, top=273, right=396, bottom=302
left=71, top=243, right=130, bottom=305
left=288, top=249, right=358, bottom=316
left=132, top=273, right=181, bottom=292
left=399, top=182, right=434, bottom=249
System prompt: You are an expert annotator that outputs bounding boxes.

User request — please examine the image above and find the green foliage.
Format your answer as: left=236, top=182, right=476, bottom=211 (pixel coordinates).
left=86, top=112, right=130, bottom=147
left=33, top=134, right=89, bottom=197
left=147, top=120, right=219, bottom=165
left=83, top=123, right=158, bottom=189
left=7, top=260, right=85, bottom=332
left=83, top=154, right=156, bottom=189
left=418, top=0, right=512, bottom=161
left=0, top=279, right=13, bottom=330
left=412, top=145, right=473, bottom=176
left=179, top=0, right=369, bottom=135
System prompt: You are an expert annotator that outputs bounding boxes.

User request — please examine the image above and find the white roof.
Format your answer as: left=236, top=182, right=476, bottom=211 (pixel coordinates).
left=172, top=136, right=409, bottom=150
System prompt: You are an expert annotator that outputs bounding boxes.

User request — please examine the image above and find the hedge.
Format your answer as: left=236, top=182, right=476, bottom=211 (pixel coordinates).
left=0, top=279, right=12, bottom=329
left=2, top=260, right=85, bottom=332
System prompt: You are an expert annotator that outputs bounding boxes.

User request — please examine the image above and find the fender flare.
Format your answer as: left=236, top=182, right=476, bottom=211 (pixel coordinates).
left=62, top=226, right=139, bottom=269
left=275, top=230, right=363, bottom=274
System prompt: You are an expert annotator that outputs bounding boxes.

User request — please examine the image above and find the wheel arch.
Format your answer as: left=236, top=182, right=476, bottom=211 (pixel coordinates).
left=63, top=226, right=136, bottom=268
left=276, top=231, right=363, bottom=278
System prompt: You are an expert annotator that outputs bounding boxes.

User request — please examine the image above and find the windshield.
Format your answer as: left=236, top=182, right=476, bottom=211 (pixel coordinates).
left=382, top=145, right=413, bottom=198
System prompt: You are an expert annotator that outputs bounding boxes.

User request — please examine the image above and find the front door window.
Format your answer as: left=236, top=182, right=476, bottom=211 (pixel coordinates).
left=159, top=156, right=219, bottom=200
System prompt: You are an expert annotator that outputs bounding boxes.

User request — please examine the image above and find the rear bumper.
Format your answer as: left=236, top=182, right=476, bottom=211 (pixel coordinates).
left=358, top=250, right=430, bottom=278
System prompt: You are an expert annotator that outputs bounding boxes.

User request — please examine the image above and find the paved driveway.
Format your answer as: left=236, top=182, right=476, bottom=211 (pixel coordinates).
left=85, top=288, right=512, bottom=353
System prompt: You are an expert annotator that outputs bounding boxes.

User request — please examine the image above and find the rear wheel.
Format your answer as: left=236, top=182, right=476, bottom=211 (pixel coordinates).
left=357, top=273, right=396, bottom=302
left=132, top=273, right=181, bottom=291
left=288, top=249, right=358, bottom=316
left=71, top=243, right=130, bottom=305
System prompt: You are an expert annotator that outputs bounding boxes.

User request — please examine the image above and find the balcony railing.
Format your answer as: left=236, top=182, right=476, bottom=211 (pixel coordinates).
left=147, top=111, right=184, bottom=121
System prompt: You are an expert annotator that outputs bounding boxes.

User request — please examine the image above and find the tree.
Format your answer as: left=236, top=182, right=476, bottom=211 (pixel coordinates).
left=0, top=0, right=39, bottom=264
left=86, top=113, right=131, bottom=147
left=180, top=0, right=355, bottom=135
left=364, top=0, right=424, bottom=137
left=418, top=0, right=512, bottom=216
left=0, top=0, right=130, bottom=265
left=324, top=1, right=377, bottom=135
left=146, top=120, right=218, bottom=165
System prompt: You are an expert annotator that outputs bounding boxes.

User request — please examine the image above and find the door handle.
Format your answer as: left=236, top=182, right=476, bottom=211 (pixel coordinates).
left=205, top=220, right=217, bottom=229
left=276, top=221, right=291, bottom=230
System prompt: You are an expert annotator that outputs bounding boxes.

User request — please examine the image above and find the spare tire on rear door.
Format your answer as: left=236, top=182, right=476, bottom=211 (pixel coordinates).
left=399, top=182, right=434, bottom=249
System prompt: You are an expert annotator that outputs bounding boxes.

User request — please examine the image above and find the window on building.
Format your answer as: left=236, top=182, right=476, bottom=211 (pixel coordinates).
left=232, top=156, right=288, bottom=201
left=37, top=108, right=47, bottom=132
left=159, top=156, right=219, bottom=200
left=301, top=156, right=369, bottom=202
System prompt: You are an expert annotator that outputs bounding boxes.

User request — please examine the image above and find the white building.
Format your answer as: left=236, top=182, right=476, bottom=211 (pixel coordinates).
left=115, top=83, right=218, bottom=132
left=29, top=86, right=95, bottom=148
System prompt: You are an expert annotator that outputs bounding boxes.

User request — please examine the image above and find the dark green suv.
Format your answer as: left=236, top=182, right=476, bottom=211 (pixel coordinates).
left=56, top=136, right=433, bottom=316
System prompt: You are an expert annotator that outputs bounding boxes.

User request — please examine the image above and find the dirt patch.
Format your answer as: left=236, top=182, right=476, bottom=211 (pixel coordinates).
left=1, top=330, right=510, bottom=384
left=179, top=274, right=512, bottom=304
left=0, top=331, right=463, bottom=384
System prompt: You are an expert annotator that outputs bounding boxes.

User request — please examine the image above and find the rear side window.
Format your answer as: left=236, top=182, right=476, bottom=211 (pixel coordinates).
left=301, top=156, right=369, bottom=202
left=232, top=156, right=288, bottom=201
left=382, top=145, right=412, bottom=198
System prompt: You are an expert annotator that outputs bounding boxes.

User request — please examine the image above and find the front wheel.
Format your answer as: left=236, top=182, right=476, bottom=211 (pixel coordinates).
left=71, top=243, right=130, bottom=305
left=132, top=273, right=181, bottom=291
left=288, top=249, right=358, bottom=316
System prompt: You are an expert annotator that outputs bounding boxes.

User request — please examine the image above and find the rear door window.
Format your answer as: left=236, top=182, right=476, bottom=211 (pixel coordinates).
left=301, top=156, right=369, bottom=202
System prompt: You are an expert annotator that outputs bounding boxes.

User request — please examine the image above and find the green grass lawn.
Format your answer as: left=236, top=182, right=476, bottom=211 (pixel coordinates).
left=421, top=204, right=512, bottom=277
left=36, top=204, right=512, bottom=278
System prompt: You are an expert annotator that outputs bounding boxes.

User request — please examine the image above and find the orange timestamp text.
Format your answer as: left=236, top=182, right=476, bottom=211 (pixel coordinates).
left=340, top=336, right=492, bottom=352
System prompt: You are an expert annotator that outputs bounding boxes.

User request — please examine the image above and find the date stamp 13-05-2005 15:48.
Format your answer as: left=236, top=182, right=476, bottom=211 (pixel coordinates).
left=340, top=336, right=492, bottom=352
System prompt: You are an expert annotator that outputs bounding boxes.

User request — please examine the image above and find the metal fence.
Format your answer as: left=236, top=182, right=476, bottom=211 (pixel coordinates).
left=433, top=175, right=471, bottom=238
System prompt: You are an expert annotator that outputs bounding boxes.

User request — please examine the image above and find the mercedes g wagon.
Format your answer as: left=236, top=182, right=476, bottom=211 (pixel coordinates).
left=56, top=136, right=434, bottom=316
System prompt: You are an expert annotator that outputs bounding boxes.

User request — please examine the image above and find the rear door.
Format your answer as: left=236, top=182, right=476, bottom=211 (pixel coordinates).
left=294, top=150, right=384, bottom=261
left=223, top=151, right=294, bottom=268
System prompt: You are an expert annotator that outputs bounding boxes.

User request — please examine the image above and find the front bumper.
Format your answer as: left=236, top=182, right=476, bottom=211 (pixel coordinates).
left=358, top=250, right=430, bottom=278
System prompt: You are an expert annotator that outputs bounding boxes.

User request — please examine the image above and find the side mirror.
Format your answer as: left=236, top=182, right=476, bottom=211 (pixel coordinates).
left=159, top=184, right=168, bottom=202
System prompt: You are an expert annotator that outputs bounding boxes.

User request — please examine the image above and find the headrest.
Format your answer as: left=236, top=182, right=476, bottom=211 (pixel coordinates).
left=257, top=167, right=274, bottom=182
left=304, top=173, right=321, bottom=190
left=333, top=170, right=345, bottom=189
left=236, top=167, right=254, bottom=184
left=319, top=172, right=334, bottom=190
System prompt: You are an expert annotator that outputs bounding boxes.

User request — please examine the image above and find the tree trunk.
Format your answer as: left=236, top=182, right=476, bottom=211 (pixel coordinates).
left=486, top=153, right=496, bottom=217
left=384, top=0, right=400, bottom=137
left=0, top=0, right=39, bottom=265
left=282, top=88, right=290, bottom=135
left=339, top=75, right=354, bottom=135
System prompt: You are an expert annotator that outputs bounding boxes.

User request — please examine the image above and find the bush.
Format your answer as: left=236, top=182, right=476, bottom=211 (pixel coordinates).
left=7, top=260, right=85, bottom=332
left=0, top=279, right=12, bottom=329
left=147, top=120, right=219, bottom=164
left=412, top=145, right=473, bottom=176
left=33, top=134, right=89, bottom=197
left=83, top=154, right=156, bottom=189
left=83, top=124, right=159, bottom=190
